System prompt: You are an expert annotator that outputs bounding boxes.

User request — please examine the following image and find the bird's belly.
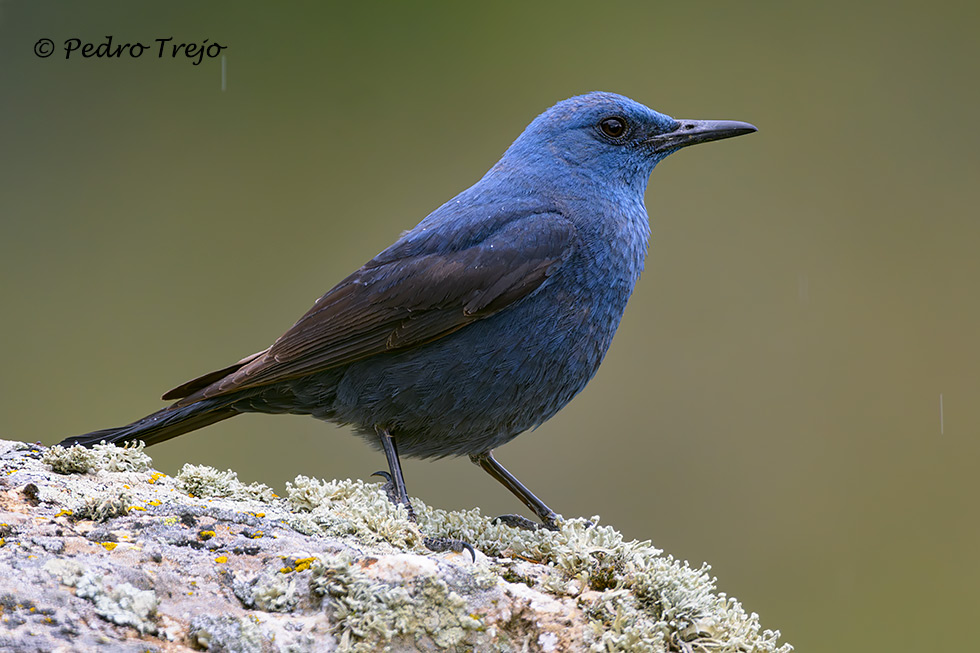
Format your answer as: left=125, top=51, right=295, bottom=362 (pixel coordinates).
left=319, top=288, right=619, bottom=459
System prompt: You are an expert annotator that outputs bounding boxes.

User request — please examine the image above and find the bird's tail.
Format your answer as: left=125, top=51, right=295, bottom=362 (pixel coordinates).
left=58, top=399, right=239, bottom=449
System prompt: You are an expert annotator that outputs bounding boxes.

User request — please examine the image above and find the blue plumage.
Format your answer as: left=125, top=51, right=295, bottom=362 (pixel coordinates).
left=61, top=92, right=755, bottom=527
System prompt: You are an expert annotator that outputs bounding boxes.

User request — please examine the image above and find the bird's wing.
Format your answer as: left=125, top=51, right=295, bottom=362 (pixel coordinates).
left=165, top=212, right=577, bottom=405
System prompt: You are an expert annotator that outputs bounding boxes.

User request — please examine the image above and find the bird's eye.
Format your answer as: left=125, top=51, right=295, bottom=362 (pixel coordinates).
left=598, top=116, right=628, bottom=139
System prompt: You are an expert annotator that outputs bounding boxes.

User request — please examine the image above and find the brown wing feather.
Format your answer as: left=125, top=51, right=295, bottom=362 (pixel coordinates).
left=173, top=213, right=576, bottom=406
left=162, top=350, right=266, bottom=400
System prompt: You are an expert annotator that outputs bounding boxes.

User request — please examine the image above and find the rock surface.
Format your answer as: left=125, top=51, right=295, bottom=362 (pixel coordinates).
left=0, top=439, right=791, bottom=652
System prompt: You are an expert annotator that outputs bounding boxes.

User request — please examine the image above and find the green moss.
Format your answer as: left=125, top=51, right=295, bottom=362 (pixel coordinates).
left=43, top=441, right=152, bottom=474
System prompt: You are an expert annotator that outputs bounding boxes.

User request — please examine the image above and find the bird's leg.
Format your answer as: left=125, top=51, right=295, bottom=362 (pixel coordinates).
left=471, top=451, right=560, bottom=531
left=375, top=427, right=474, bottom=560
left=376, top=427, right=415, bottom=521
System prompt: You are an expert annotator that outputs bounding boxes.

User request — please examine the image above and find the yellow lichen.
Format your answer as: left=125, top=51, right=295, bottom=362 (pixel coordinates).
left=293, top=557, right=317, bottom=572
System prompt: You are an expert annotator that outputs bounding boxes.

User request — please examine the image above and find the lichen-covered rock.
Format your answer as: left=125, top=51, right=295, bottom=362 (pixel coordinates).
left=0, top=438, right=791, bottom=652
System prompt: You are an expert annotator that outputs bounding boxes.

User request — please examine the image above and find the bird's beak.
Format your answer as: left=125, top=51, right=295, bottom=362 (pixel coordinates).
left=647, top=119, right=757, bottom=154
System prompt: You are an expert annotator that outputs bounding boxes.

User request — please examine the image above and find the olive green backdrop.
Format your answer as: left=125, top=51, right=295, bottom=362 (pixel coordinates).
left=2, top=2, right=977, bottom=650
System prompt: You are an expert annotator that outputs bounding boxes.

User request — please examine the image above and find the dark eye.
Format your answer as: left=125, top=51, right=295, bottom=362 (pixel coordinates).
left=599, top=116, right=628, bottom=139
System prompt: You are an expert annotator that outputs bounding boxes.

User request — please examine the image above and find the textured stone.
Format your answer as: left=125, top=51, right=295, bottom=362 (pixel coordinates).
left=0, top=439, right=791, bottom=652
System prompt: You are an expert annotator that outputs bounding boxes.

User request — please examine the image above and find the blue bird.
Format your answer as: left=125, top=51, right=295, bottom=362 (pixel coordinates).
left=60, top=92, right=755, bottom=531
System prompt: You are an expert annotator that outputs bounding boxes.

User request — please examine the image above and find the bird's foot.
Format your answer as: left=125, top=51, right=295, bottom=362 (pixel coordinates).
left=424, top=537, right=476, bottom=562
left=491, top=513, right=560, bottom=532
left=371, top=470, right=417, bottom=522
left=372, top=471, right=476, bottom=560
left=371, top=470, right=401, bottom=505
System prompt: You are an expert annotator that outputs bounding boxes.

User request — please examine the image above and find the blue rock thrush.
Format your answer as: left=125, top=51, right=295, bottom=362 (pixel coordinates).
left=60, top=92, right=756, bottom=531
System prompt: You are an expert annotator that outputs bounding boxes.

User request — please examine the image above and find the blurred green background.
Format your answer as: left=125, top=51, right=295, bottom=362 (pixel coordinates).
left=2, top=1, right=978, bottom=650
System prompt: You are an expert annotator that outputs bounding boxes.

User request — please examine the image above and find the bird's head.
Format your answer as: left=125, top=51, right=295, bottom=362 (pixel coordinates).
left=501, top=92, right=756, bottom=193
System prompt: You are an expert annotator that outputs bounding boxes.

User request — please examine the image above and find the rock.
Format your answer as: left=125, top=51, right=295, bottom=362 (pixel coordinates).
left=0, top=439, right=791, bottom=652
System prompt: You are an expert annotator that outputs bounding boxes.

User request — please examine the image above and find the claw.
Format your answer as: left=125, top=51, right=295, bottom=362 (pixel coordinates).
left=424, top=536, right=476, bottom=562
left=371, top=470, right=402, bottom=506
left=491, top=513, right=560, bottom=532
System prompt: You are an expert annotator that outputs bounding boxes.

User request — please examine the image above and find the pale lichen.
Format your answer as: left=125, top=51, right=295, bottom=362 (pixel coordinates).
left=308, top=551, right=482, bottom=652
left=34, top=441, right=790, bottom=653
left=188, top=614, right=274, bottom=651
left=284, top=475, right=422, bottom=550
left=43, top=559, right=158, bottom=635
left=418, top=505, right=791, bottom=653
left=233, top=568, right=300, bottom=613
left=42, top=441, right=152, bottom=474
left=71, top=488, right=134, bottom=522
left=174, top=463, right=277, bottom=502
left=254, top=473, right=790, bottom=652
